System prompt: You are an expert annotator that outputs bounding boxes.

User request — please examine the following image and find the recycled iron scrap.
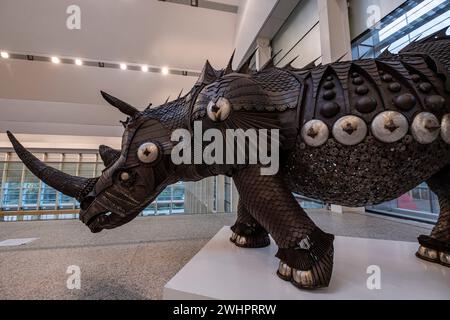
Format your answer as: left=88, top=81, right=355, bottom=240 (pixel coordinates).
left=7, top=28, right=450, bottom=290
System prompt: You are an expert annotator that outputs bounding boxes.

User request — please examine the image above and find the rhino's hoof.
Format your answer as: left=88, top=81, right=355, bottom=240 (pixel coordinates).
left=416, top=235, right=450, bottom=268
left=230, top=232, right=270, bottom=248
left=440, top=251, right=450, bottom=267
left=277, top=261, right=292, bottom=281
left=416, top=245, right=439, bottom=263
left=416, top=245, right=450, bottom=267
left=276, top=229, right=335, bottom=290
left=292, top=269, right=315, bottom=289
left=277, top=260, right=329, bottom=289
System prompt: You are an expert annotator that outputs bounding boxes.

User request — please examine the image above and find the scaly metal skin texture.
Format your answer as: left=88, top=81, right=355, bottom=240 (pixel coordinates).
left=7, top=29, right=450, bottom=290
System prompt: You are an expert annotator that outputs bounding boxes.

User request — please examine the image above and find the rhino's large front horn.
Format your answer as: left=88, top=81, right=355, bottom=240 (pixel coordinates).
left=7, top=131, right=97, bottom=201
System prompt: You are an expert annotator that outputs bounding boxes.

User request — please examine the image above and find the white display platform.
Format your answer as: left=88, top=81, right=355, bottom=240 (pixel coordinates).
left=164, top=227, right=450, bottom=300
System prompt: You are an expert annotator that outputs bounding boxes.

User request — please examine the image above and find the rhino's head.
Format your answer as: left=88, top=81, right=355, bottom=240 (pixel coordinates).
left=7, top=51, right=251, bottom=232
left=7, top=92, right=177, bottom=233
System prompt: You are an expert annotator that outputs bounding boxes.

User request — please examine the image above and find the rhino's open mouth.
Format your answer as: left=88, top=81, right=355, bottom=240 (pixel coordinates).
left=85, top=211, right=111, bottom=233
left=85, top=211, right=109, bottom=227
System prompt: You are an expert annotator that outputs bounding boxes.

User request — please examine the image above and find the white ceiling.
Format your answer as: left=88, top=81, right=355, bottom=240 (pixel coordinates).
left=0, top=0, right=238, bottom=71
left=0, top=0, right=292, bottom=149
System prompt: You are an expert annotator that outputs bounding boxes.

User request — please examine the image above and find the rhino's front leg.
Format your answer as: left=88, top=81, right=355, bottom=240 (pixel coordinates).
left=230, top=200, right=270, bottom=248
left=233, top=166, right=335, bottom=289
left=417, top=165, right=450, bottom=267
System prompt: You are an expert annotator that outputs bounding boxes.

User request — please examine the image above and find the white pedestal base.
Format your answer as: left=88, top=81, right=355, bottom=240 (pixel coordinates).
left=164, top=227, right=450, bottom=300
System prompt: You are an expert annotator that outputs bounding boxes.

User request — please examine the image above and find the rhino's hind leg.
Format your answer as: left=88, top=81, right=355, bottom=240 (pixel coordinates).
left=230, top=200, right=270, bottom=248
left=418, top=165, right=450, bottom=267
left=233, top=166, right=335, bottom=289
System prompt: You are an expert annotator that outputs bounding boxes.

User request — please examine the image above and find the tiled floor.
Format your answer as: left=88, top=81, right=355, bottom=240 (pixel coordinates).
left=0, top=210, right=432, bottom=299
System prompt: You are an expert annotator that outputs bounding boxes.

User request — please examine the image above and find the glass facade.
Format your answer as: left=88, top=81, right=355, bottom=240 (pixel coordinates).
left=352, top=0, right=449, bottom=223
left=367, top=183, right=440, bottom=223
left=0, top=151, right=187, bottom=221
left=352, top=0, right=450, bottom=59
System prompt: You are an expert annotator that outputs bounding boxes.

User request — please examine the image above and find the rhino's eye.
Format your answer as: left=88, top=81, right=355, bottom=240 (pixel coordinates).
left=137, top=142, right=159, bottom=164
left=120, top=171, right=130, bottom=181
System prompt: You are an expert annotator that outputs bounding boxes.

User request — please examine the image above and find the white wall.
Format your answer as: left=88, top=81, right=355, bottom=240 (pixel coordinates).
left=233, top=0, right=279, bottom=67
left=271, top=0, right=321, bottom=68
left=271, top=0, right=409, bottom=66
left=348, top=0, right=407, bottom=39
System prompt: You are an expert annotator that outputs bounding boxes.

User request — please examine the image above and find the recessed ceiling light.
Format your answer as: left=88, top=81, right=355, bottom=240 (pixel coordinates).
left=1, top=51, right=9, bottom=59
left=161, top=66, right=169, bottom=75
left=75, top=59, right=83, bottom=66
left=120, top=63, right=127, bottom=70
left=141, top=65, right=149, bottom=72
left=51, top=56, right=60, bottom=64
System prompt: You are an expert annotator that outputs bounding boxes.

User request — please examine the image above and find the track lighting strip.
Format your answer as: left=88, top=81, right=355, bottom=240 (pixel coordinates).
left=1, top=52, right=201, bottom=77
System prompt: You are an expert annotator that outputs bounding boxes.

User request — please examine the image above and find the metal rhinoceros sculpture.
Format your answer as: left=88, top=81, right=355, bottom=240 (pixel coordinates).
left=7, top=28, right=450, bottom=290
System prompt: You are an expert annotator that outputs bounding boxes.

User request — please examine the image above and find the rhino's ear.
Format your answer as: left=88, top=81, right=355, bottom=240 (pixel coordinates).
left=99, top=145, right=120, bottom=167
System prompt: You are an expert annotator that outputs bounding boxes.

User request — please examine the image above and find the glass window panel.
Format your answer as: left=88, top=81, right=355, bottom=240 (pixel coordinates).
left=172, top=202, right=184, bottom=213
left=157, top=188, right=172, bottom=201
left=40, top=184, right=57, bottom=208
left=406, top=0, right=445, bottom=24
left=157, top=202, right=171, bottom=215
left=2, top=162, right=22, bottom=208
left=397, top=184, right=431, bottom=212
left=7, top=153, right=21, bottom=162
left=5, top=162, right=22, bottom=181
left=410, top=12, right=450, bottom=39
left=64, top=154, right=80, bottom=162
left=81, top=154, right=97, bottom=162
left=22, top=181, right=39, bottom=208
left=3, top=187, right=20, bottom=208
left=1, top=150, right=185, bottom=220
left=143, top=203, right=156, bottom=216
left=61, top=162, right=77, bottom=175
left=224, top=177, right=231, bottom=212
left=389, top=34, right=411, bottom=53
left=96, top=163, right=105, bottom=176
left=379, top=17, right=407, bottom=41
left=172, top=186, right=185, bottom=200
left=3, top=216, right=18, bottom=222
left=46, top=153, right=62, bottom=162
left=0, top=161, right=4, bottom=185
left=58, top=193, right=76, bottom=208
left=78, top=163, right=95, bottom=178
